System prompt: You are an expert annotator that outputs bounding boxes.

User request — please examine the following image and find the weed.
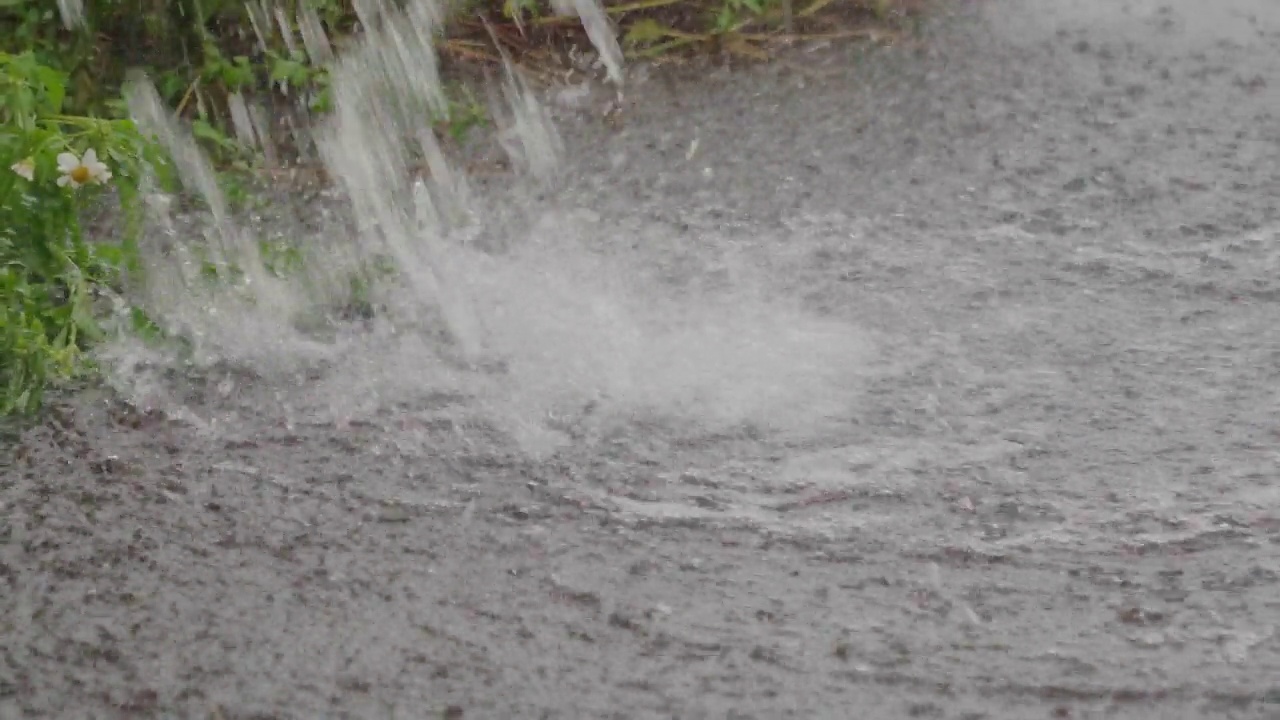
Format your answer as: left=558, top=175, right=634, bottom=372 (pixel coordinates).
left=0, top=51, right=165, bottom=415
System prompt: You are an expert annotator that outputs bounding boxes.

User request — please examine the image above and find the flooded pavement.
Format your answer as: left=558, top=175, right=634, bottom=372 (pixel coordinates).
left=4, top=0, right=1280, bottom=718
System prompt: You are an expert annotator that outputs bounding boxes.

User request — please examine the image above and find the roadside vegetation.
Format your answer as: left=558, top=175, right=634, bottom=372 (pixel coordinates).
left=0, top=0, right=924, bottom=420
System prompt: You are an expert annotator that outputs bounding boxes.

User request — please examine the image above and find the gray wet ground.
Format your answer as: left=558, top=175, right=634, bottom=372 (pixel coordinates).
left=5, top=0, right=1280, bottom=718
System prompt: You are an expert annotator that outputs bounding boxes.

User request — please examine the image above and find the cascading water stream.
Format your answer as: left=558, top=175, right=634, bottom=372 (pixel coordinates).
left=114, top=0, right=874, bottom=456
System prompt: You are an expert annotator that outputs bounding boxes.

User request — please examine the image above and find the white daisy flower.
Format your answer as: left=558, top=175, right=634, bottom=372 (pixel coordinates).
left=10, top=157, right=35, bottom=181
left=56, top=148, right=112, bottom=189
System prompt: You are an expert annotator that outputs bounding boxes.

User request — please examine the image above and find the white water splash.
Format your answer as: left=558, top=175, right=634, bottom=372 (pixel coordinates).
left=55, top=0, right=85, bottom=29
left=112, top=0, right=875, bottom=457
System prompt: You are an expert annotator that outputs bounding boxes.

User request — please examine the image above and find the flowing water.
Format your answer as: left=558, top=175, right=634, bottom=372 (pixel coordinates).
left=8, top=0, right=1280, bottom=717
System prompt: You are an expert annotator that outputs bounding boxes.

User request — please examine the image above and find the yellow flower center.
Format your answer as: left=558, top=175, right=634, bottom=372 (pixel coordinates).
left=70, top=165, right=91, bottom=184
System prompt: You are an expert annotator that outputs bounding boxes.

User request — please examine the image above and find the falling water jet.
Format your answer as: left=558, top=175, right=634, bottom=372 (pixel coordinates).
left=298, top=0, right=872, bottom=452
left=109, top=0, right=876, bottom=457
left=550, top=0, right=626, bottom=87
left=124, top=74, right=308, bottom=311
left=120, top=71, right=340, bottom=377
left=307, top=0, right=495, bottom=362
left=305, top=0, right=601, bottom=363
left=480, top=16, right=566, bottom=183
left=55, top=0, right=84, bottom=29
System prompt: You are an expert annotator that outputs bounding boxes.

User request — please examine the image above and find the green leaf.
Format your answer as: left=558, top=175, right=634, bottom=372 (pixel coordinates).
left=624, top=18, right=676, bottom=46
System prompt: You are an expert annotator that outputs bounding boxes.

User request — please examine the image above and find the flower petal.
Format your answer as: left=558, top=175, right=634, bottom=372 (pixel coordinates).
left=57, top=152, right=79, bottom=172
left=10, top=160, right=35, bottom=181
left=82, top=148, right=98, bottom=164
left=57, top=175, right=71, bottom=187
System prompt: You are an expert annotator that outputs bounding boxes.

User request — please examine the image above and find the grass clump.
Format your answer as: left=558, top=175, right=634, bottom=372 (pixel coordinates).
left=0, top=49, right=165, bottom=415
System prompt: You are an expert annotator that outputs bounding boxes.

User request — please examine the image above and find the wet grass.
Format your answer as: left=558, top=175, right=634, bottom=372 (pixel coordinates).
left=441, top=0, right=929, bottom=71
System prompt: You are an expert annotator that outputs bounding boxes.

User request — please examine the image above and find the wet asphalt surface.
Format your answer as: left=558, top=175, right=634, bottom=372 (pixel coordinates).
left=4, top=0, right=1280, bottom=718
